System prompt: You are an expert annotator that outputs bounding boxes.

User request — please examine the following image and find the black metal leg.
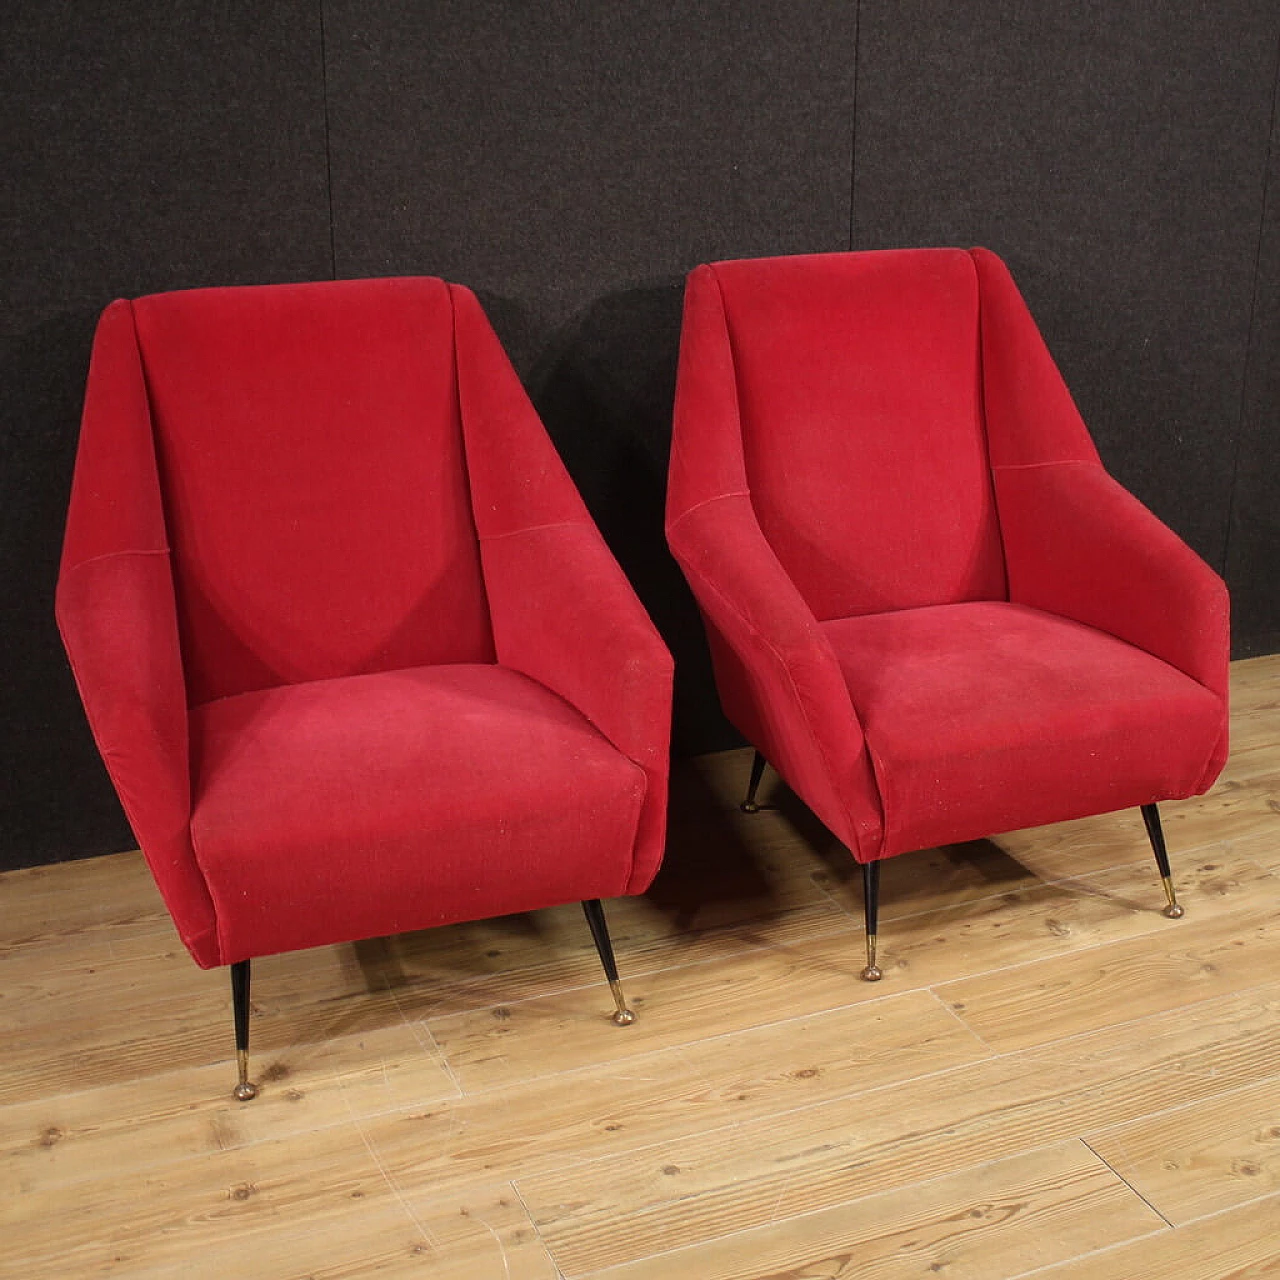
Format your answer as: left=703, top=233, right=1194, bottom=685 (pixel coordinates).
left=741, top=750, right=768, bottom=813
left=582, top=900, right=635, bottom=1025
left=1141, top=804, right=1185, bottom=919
left=231, top=960, right=258, bottom=1100
left=861, top=860, right=883, bottom=981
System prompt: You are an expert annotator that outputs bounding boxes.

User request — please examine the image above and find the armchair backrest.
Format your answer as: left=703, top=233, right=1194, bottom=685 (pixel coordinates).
left=707, top=249, right=1009, bottom=619
left=130, top=277, right=494, bottom=705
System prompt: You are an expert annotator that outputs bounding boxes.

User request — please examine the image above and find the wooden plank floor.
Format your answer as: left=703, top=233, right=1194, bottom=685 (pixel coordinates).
left=2, top=656, right=1278, bottom=1279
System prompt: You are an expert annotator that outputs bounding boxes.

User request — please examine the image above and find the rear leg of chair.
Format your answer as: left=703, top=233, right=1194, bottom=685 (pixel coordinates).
left=861, top=860, right=883, bottom=981
left=582, top=900, right=636, bottom=1025
left=741, top=750, right=769, bottom=813
left=230, top=960, right=258, bottom=1101
left=1141, top=804, right=1185, bottom=919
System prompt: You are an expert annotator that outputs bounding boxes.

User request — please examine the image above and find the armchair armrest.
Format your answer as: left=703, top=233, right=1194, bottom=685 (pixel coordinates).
left=667, top=494, right=882, bottom=861
left=666, top=264, right=880, bottom=858
left=56, top=301, right=218, bottom=965
left=973, top=244, right=1227, bottom=785
left=996, top=461, right=1229, bottom=704
left=451, top=284, right=672, bottom=893
left=479, top=523, right=673, bottom=893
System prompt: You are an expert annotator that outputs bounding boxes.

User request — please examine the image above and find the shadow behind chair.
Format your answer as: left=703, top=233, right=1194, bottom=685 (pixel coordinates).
left=57, top=277, right=673, bottom=1099
left=666, top=248, right=1228, bottom=978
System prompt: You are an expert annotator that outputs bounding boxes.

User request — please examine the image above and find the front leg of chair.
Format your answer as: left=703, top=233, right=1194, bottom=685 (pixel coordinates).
left=1141, top=804, right=1186, bottom=919
left=741, top=750, right=770, bottom=813
left=581, top=900, right=636, bottom=1025
left=230, top=960, right=258, bottom=1101
left=861, top=860, right=883, bottom=981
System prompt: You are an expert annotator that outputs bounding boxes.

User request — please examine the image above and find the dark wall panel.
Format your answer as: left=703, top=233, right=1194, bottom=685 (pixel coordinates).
left=3, top=2, right=1279, bottom=872
left=0, top=4, right=333, bottom=869
left=1228, top=48, right=1280, bottom=657
left=324, top=1, right=855, bottom=358
left=852, top=0, right=1279, bottom=572
left=323, top=0, right=858, bottom=751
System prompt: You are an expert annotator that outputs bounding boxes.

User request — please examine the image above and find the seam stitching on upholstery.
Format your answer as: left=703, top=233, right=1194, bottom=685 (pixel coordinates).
left=478, top=519, right=582, bottom=543
left=666, top=491, right=752, bottom=531
left=62, top=546, right=172, bottom=575
left=992, top=459, right=1099, bottom=473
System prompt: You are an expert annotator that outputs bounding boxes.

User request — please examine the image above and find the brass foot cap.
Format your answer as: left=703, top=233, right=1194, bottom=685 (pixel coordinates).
left=612, top=1008, right=636, bottom=1026
left=860, top=964, right=883, bottom=982
left=234, top=1082, right=259, bottom=1102
left=740, top=802, right=760, bottom=814
left=1163, top=903, right=1185, bottom=919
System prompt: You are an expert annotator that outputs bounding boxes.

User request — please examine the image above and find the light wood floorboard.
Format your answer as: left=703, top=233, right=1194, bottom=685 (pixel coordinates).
left=2, top=655, right=1277, bottom=1277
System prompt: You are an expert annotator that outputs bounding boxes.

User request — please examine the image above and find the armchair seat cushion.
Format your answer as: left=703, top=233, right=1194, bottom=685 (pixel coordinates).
left=190, top=664, right=647, bottom=963
left=823, top=603, right=1223, bottom=859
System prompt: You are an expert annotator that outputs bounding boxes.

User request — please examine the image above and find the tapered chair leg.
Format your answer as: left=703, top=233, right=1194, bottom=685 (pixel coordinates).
left=231, top=959, right=258, bottom=1101
left=582, top=900, right=636, bottom=1025
left=861, top=860, right=883, bottom=981
left=741, top=750, right=768, bottom=813
left=1141, top=804, right=1185, bottom=919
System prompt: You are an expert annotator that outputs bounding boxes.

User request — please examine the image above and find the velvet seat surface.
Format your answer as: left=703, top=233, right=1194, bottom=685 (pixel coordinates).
left=822, top=603, right=1224, bottom=857
left=666, top=247, right=1229, bottom=870
left=58, top=275, right=673, bottom=973
left=191, top=665, right=648, bottom=964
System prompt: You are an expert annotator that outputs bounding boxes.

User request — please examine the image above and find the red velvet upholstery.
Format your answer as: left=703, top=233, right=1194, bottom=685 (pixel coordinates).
left=59, top=278, right=672, bottom=969
left=132, top=279, right=495, bottom=707
left=667, top=248, right=1229, bottom=865
left=190, top=666, right=646, bottom=962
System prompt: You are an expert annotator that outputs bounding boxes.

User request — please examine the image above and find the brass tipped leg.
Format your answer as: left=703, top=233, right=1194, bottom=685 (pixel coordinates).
left=582, top=900, right=636, bottom=1026
left=234, top=1049, right=258, bottom=1102
left=1142, top=805, right=1185, bottom=920
left=230, top=959, right=257, bottom=1101
left=860, top=861, right=883, bottom=980
left=740, top=750, right=768, bottom=813
left=861, top=933, right=883, bottom=982
left=608, top=978, right=636, bottom=1026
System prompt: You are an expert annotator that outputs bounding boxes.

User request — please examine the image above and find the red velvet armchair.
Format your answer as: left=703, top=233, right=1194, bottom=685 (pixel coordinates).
left=57, top=277, right=673, bottom=1099
left=666, top=248, right=1228, bottom=979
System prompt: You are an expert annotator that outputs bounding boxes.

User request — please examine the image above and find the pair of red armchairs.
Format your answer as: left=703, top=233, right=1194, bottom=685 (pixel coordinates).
left=58, top=251, right=1228, bottom=1099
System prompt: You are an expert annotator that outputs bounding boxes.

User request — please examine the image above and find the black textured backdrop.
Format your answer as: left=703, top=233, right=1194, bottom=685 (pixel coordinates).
left=3, top=2, right=1278, bottom=869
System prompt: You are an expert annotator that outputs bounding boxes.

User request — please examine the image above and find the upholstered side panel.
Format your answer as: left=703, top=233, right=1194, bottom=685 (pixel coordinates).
left=132, top=277, right=494, bottom=705
left=710, top=249, right=1007, bottom=620
left=56, top=300, right=219, bottom=966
